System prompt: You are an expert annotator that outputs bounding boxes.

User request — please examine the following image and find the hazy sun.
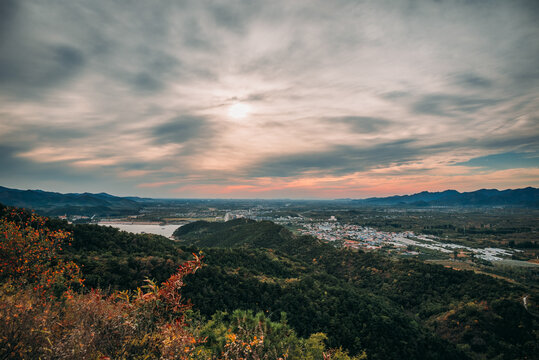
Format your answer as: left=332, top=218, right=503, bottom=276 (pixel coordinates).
left=228, top=103, right=251, bottom=119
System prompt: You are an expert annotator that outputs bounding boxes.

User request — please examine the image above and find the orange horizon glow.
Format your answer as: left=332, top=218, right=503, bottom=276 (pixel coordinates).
left=156, top=167, right=539, bottom=199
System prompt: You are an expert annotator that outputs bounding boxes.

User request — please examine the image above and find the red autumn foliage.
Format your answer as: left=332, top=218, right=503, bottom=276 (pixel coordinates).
left=0, top=210, right=82, bottom=296
left=0, top=209, right=205, bottom=359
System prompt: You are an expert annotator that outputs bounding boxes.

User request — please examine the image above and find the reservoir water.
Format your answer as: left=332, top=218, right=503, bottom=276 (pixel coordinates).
left=98, top=222, right=181, bottom=238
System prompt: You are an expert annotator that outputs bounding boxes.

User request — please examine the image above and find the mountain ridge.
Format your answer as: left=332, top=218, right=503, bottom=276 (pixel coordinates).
left=353, top=187, right=538, bottom=207
left=0, top=185, right=141, bottom=215
left=1, top=185, right=537, bottom=212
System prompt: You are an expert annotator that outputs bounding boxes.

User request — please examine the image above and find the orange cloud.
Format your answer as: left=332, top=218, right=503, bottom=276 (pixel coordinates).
left=168, top=166, right=539, bottom=199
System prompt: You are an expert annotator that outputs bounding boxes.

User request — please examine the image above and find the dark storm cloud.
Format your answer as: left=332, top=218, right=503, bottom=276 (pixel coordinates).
left=182, top=19, right=212, bottom=49
left=131, top=73, right=164, bottom=93
left=456, top=152, right=539, bottom=170
left=412, top=94, right=501, bottom=117
left=210, top=4, right=246, bottom=32
left=124, top=48, right=182, bottom=93
left=246, top=93, right=267, bottom=102
left=423, top=130, right=539, bottom=154
left=330, top=116, right=394, bottom=134
left=209, top=0, right=262, bottom=32
left=17, top=126, right=88, bottom=142
left=454, top=73, right=493, bottom=89
left=0, top=145, right=24, bottom=170
left=0, top=43, right=85, bottom=97
left=152, top=115, right=214, bottom=145
left=120, top=161, right=166, bottom=172
left=479, top=134, right=539, bottom=152
left=0, top=145, right=99, bottom=184
left=0, top=118, right=113, bottom=149
left=0, top=0, right=18, bottom=43
left=250, top=140, right=419, bottom=177
left=0, top=1, right=86, bottom=97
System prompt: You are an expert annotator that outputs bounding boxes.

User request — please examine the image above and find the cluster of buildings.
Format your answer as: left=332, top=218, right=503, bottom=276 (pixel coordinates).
left=224, top=209, right=274, bottom=222
left=296, top=218, right=517, bottom=261
left=298, top=221, right=413, bottom=252
left=58, top=214, right=95, bottom=223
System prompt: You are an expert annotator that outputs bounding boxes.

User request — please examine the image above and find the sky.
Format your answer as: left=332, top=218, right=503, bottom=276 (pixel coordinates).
left=0, top=0, right=538, bottom=199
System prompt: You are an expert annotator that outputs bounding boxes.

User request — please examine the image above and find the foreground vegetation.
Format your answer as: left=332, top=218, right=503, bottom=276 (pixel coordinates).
left=0, top=205, right=364, bottom=359
left=1, top=204, right=537, bottom=359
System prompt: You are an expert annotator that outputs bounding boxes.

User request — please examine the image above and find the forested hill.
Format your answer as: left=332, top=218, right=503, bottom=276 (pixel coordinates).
left=173, top=218, right=332, bottom=257
left=174, top=218, right=538, bottom=359
left=2, top=204, right=537, bottom=359
left=173, top=218, right=292, bottom=248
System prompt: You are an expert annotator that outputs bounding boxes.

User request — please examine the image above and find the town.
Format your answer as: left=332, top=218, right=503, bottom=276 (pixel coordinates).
left=294, top=218, right=516, bottom=261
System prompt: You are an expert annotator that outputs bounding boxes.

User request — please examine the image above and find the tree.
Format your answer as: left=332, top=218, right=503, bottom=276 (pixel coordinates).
left=0, top=209, right=82, bottom=295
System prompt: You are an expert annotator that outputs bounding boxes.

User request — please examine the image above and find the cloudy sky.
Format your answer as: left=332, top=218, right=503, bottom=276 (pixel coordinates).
left=1, top=0, right=538, bottom=199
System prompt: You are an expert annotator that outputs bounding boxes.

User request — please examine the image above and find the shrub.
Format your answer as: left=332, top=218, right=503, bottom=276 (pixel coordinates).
left=0, top=210, right=83, bottom=296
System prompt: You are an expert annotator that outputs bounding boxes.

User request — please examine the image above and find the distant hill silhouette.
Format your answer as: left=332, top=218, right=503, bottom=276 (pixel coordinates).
left=0, top=186, right=141, bottom=215
left=353, top=187, right=538, bottom=207
left=1, top=185, right=537, bottom=215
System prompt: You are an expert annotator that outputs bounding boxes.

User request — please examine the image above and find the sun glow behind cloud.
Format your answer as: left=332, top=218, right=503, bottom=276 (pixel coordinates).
left=228, top=103, right=251, bottom=119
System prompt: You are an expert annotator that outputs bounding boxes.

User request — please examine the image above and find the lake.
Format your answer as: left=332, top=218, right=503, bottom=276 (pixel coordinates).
left=98, top=222, right=182, bottom=238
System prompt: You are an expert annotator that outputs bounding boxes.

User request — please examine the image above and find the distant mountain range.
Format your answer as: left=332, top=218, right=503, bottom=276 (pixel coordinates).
left=1, top=186, right=538, bottom=215
left=0, top=186, right=142, bottom=215
left=353, top=187, right=539, bottom=207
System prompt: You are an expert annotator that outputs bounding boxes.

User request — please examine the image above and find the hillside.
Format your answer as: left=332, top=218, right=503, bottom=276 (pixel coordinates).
left=173, top=218, right=291, bottom=248
left=174, top=219, right=538, bottom=359
left=354, top=187, right=539, bottom=207
left=0, top=185, right=141, bottom=215
left=2, top=204, right=537, bottom=359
